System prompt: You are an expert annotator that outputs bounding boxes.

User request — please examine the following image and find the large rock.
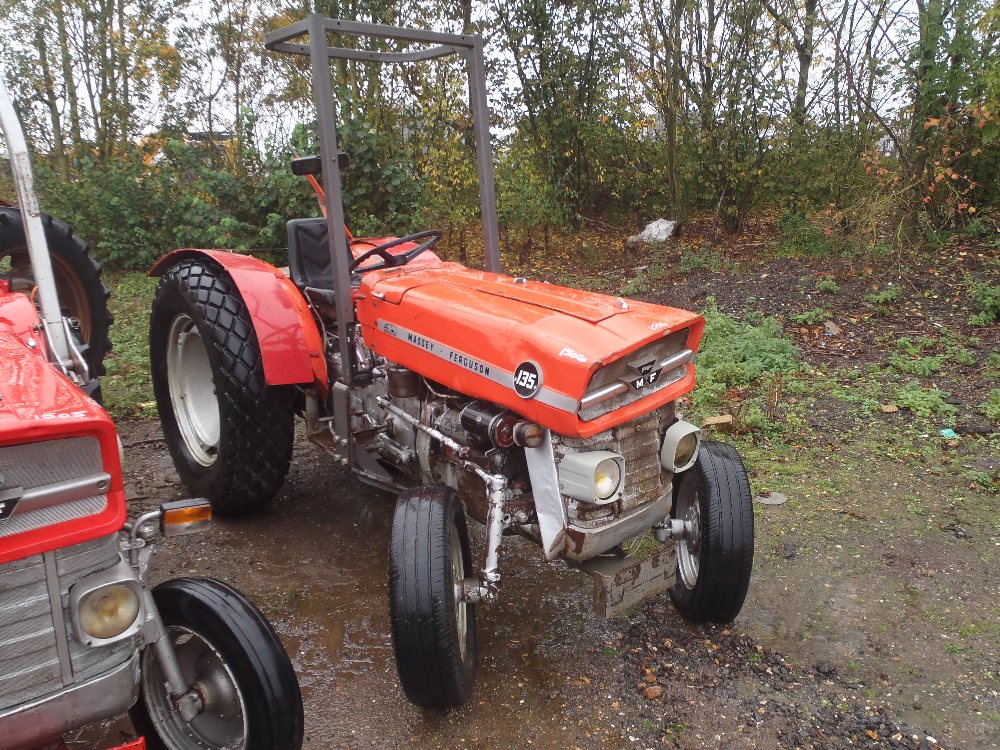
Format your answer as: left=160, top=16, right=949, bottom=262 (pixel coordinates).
left=626, top=218, right=680, bottom=250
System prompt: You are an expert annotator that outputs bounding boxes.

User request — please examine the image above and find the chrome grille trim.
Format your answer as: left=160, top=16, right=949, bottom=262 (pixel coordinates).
left=0, top=437, right=109, bottom=538
left=578, top=330, right=690, bottom=421
left=0, top=437, right=103, bottom=490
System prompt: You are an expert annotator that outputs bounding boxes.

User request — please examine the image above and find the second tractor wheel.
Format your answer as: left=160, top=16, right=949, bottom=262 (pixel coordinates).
left=130, top=577, right=304, bottom=750
left=149, top=259, right=294, bottom=515
left=669, top=440, right=755, bottom=623
left=0, top=206, right=112, bottom=378
left=389, top=485, right=477, bottom=709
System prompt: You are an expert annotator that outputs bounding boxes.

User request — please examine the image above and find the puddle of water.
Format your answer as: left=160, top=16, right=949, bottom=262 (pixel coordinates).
left=137, top=452, right=611, bottom=749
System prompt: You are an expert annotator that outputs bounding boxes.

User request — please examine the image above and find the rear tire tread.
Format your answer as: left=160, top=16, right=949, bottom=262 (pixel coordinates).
left=150, top=259, right=294, bottom=515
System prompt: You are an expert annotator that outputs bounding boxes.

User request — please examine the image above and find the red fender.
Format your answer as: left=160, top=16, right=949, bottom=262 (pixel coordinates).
left=150, top=250, right=327, bottom=394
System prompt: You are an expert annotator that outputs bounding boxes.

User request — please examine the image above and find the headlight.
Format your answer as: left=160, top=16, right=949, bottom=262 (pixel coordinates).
left=594, top=458, right=622, bottom=500
left=69, top=560, right=144, bottom=646
left=558, top=450, right=625, bottom=505
left=79, top=584, right=140, bottom=639
left=661, top=420, right=701, bottom=472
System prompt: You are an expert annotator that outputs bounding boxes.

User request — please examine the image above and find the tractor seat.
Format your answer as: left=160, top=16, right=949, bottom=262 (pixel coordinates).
left=287, top=218, right=335, bottom=293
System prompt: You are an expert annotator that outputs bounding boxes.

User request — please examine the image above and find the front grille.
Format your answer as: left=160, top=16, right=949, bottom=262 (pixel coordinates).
left=578, top=330, right=689, bottom=421
left=555, top=404, right=674, bottom=524
left=0, top=534, right=134, bottom=711
left=0, top=437, right=108, bottom=538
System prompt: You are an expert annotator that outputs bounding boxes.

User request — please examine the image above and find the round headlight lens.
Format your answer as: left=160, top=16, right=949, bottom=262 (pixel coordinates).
left=674, top=432, right=699, bottom=469
left=594, top=458, right=622, bottom=500
left=79, top=584, right=140, bottom=640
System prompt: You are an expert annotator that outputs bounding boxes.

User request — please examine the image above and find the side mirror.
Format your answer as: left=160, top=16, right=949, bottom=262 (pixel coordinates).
left=291, top=152, right=350, bottom=176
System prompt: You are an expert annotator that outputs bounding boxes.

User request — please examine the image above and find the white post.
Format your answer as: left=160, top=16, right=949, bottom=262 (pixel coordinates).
left=0, top=71, right=73, bottom=369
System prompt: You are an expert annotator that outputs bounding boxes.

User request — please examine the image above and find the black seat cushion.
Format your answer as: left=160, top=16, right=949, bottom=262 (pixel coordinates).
left=287, top=218, right=334, bottom=290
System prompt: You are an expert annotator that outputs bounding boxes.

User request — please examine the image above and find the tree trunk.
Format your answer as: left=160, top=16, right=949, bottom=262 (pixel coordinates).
left=35, top=25, right=67, bottom=172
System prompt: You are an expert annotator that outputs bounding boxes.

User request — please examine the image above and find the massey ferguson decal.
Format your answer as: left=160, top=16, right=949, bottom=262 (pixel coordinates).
left=447, top=350, right=492, bottom=377
left=376, top=320, right=577, bottom=412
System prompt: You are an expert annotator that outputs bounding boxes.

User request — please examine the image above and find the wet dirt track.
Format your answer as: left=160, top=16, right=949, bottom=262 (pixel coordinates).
left=111, top=422, right=620, bottom=750
left=73, top=420, right=997, bottom=750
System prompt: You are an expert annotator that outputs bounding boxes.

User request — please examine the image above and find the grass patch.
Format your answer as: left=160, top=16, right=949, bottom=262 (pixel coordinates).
left=983, top=390, right=1000, bottom=422
left=894, top=382, right=958, bottom=418
left=692, top=299, right=804, bottom=433
left=101, top=272, right=157, bottom=420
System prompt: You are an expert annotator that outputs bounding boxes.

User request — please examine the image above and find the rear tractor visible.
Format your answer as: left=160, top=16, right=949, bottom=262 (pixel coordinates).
left=0, top=71, right=303, bottom=749
left=148, top=15, right=755, bottom=710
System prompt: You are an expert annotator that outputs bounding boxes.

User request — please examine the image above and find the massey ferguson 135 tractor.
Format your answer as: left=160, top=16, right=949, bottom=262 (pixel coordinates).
left=0, top=76, right=303, bottom=749
left=149, top=15, right=754, bottom=709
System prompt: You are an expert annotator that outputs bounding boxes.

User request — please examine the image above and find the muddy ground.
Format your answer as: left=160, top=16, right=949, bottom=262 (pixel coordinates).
left=73, top=235, right=998, bottom=750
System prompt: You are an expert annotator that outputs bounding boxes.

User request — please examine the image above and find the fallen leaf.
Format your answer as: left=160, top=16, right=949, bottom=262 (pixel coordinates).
left=644, top=686, right=663, bottom=700
left=880, top=404, right=899, bottom=413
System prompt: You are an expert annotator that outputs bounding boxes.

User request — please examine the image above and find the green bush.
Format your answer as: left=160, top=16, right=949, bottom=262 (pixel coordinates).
left=817, top=276, right=840, bottom=293
left=693, top=299, right=803, bottom=421
left=776, top=212, right=837, bottom=256
left=969, top=282, right=1000, bottom=325
left=790, top=307, right=829, bottom=325
left=867, top=285, right=901, bottom=304
left=894, top=382, right=958, bottom=418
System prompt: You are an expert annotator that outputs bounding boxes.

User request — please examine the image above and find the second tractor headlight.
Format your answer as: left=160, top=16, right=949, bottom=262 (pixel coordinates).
left=79, top=584, right=140, bottom=640
left=558, top=451, right=625, bottom=505
left=70, top=560, right=144, bottom=646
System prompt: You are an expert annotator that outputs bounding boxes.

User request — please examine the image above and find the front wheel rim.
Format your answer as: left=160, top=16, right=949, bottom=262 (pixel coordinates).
left=140, top=626, right=248, bottom=749
left=166, top=313, right=220, bottom=467
left=675, top=478, right=701, bottom=590
left=452, top=522, right=469, bottom=661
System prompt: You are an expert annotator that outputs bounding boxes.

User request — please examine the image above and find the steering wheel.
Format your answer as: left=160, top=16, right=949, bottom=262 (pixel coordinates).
left=349, top=230, right=442, bottom=273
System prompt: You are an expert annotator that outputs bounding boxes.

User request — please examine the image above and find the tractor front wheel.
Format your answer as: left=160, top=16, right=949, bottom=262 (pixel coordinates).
left=388, top=485, right=477, bottom=709
left=130, top=577, right=304, bottom=750
left=669, top=440, right=754, bottom=623
left=150, top=259, right=294, bottom=515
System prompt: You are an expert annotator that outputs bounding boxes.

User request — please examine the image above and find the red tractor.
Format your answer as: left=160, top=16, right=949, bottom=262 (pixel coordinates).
left=0, top=74, right=303, bottom=749
left=149, top=15, right=754, bottom=710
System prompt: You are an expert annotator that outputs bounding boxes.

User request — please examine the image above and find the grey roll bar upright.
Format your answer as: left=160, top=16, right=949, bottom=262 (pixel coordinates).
left=263, top=14, right=502, bottom=388
left=0, top=69, right=75, bottom=376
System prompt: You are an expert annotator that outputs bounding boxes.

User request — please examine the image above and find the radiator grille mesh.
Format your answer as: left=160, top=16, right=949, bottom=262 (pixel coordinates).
left=0, top=534, right=132, bottom=712
left=556, top=405, right=674, bottom=524
left=0, top=437, right=108, bottom=538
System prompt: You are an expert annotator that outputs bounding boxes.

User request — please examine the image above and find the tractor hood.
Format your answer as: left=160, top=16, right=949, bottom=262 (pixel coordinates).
left=0, top=294, right=126, bottom=564
left=356, top=263, right=704, bottom=438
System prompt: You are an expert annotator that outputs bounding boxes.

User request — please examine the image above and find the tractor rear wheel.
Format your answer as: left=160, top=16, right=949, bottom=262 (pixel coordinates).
left=388, top=485, right=477, bottom=709
left=0, top=206, right=112, bottom=378
left=150, top=259, right=294, bottom=515
left=669, top=440, right=754, bottom=623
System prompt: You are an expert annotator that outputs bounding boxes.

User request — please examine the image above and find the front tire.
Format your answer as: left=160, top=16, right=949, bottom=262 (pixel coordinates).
left=669, top=440, right=754, bottom=622
left=130, top=577, right=304, bottom=750
left=150, top=259, right=294, bottom=514
left=388, top=485, right=477, bottom=709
